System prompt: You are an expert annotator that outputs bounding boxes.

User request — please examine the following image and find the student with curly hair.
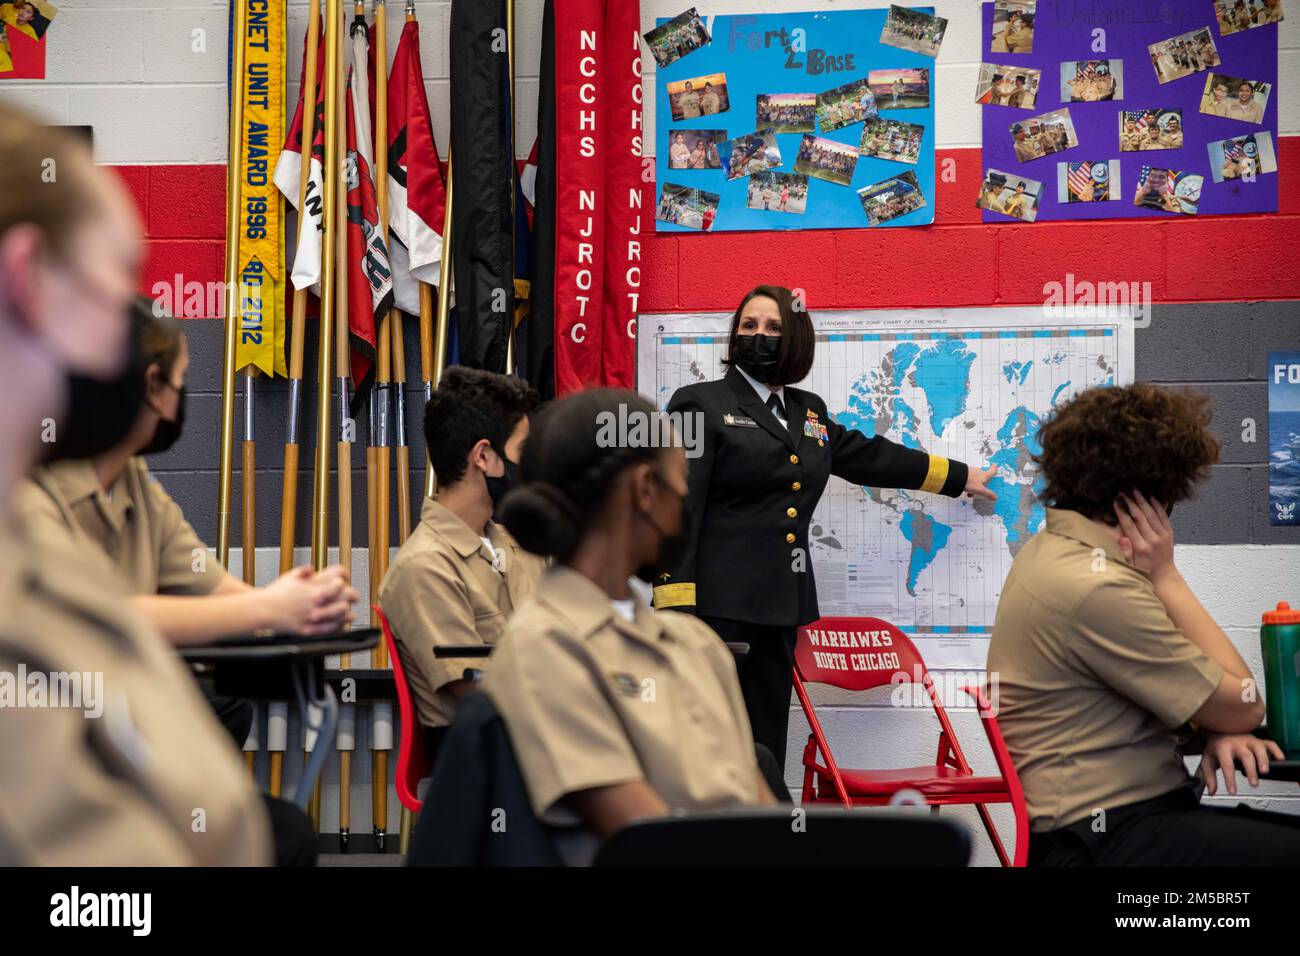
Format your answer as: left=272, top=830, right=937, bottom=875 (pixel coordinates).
left=989, top=383, right=1300, bottom=865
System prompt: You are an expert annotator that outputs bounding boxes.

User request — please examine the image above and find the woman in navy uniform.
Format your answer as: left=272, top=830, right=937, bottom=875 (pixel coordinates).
left=653, top=286, right=997, bottom=767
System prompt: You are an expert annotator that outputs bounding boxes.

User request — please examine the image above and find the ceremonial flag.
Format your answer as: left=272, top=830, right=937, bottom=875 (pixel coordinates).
left=231, top=0, right=288, bottom=377
left=449, top=0, right=514, bottom=370
left=344, top=16, right=393, bottom=409
left=525, top=1, right=558, bottom=398
left=386, top=19, right=447, bottom=314
left=1067, top=161, right=1094, bottom=201
left=274, top=30, right=327, bottom=292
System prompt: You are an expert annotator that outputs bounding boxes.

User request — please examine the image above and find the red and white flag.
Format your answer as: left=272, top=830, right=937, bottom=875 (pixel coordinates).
left=386, top=20, right=446, bottom=312
left=344, top=18, right=392, bottom=399
left=274, top=31, right=327, bottom=291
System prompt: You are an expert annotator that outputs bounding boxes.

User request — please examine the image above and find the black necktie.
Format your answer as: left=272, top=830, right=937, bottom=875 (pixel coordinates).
left=767, top=392, right=786, bottom=420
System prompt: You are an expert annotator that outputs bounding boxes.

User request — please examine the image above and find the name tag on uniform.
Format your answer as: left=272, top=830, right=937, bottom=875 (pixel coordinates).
left=610, top=672, right=641, bottom=696
left=723, top=413, right=759, bottom=428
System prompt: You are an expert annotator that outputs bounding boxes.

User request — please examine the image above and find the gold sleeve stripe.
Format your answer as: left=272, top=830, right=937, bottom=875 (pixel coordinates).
left=919, top=456, right=950, bottom=495
left=653, top=582, right=696, bottom=609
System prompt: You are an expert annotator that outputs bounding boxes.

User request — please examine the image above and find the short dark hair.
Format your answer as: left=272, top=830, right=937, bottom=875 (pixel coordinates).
left=1036, top=382, right=1220, bottom=522
left=133, top=295, right=183, bottom=380
left=721, top=285, right=815, bottom=386
left=423, top=367, right=540, bottom=487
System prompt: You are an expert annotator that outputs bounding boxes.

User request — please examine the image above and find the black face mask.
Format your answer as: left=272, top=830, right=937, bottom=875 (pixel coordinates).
left=734, top=332, right=781, bottom=384
left=485, top=453, right=520, bottom=514
left=140, top=383, right=186, bottom=456
left=41, top=319, right=146, bottom=464
left=635, top=470, right=693, bottom=584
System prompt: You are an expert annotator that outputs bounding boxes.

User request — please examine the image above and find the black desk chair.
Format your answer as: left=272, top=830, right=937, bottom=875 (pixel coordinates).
left=595, top=809, right=972, bottom=866
left=181, top=629, right=379, bottom=811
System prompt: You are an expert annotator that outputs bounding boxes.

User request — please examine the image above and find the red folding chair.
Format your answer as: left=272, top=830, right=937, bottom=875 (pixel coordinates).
left=372, top=604, right=430, bottom=814
left=793, top=616, right=1028, bottom=867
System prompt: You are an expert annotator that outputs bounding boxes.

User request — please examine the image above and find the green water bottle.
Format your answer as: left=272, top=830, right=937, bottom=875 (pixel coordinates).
left=1261, top=602, right=1300, bottom=756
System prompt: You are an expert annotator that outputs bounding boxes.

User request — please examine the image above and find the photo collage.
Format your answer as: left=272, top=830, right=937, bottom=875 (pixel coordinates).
left=978, top=0, right=1280, bottom=222
left=650, top=6, right=940, bottom=231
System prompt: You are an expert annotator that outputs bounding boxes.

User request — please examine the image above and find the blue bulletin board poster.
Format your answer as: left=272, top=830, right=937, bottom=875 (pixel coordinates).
left=653, top=7, right=938, bottom=233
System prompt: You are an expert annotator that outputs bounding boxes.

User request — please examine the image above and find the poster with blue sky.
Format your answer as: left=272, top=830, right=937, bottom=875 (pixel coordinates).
left=1269, top=351, right=1300, bottom=526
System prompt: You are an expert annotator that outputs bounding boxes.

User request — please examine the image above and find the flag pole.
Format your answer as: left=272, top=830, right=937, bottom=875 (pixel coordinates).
left=426, top=156, right=453, bottom=500
left=307, top=0, right=344, bottom=831
left=218, top=0, right=250, bottom=568
left=389, top=1, right=415, bottom=544
left=280, top=0, right=322, bottom=576
left=504, top=0, right=517, bottom=375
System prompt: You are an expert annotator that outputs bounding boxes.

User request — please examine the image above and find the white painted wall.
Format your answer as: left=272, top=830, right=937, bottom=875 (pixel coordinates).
left=3, top=1, right=1295, bottom=164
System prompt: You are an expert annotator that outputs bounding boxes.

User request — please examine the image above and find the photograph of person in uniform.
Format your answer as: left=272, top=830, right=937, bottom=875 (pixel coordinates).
left=746, top=171, right=808, bottom=215
left=655, top=182, right=721, bottom=230
left=719, top=128, right=781, bottom=180
left=990, top=0, right=1035, bottom=54
left=1061, top=59, right=1122, bottom=102
left=1133, top=165, right=1202, bottom=215
left=1207, top=131, right=1276, bottom=182
left=651, top=285, right=997, bottom=770
left=1120, top=109, right=1182, bottom=151
left=667, top=73, right=729, bottom=121
left=756, top=92, right=815, bottom=134
left=976, top=63, right=1040, bottom=108
left=869, top=67, right=930, bottom=109
left=643, top=7, right=711, bottom=69
left=977, top=168, right=1043, bottom=221
left=857, top=170, right=927, bottom=225
left=378, top=367, right=544, bottom=765
left=1058, top=159, right=1120, bottom=203
left=1201, top=74, right=1270, bottom=123
left=859, top=117, right=924, bottom=164
left=1148, top=27, right=1220, bottom=84
left=1011, top=108, right=1077, bottom=162
left=794, top=133, right=859, bottom=186
left=880, top=5, right=948, bottom=58
left=990, top=383, right=1300, bottom=866
left=667, top=129, right=724, bottom=170
left=814, top=77, right=877, bottom=133
left=485, top=388, right=782, bottom=863
left=1217, top=0, right=1284, bottom=34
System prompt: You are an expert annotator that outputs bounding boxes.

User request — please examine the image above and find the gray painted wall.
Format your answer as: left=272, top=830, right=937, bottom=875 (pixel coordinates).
left=157, top=302, right=1300, bottom=548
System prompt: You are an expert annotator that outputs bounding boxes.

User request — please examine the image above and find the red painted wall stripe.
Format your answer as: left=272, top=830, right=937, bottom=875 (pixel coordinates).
left=114, top=136, right=1300, bottom=318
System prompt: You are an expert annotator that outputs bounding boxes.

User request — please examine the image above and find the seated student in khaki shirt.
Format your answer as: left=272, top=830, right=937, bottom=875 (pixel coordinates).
left=0, top=109, right=268, bottom=864
left=989, top=383, right=1300, bottom=866
left=20, top=299, right=358, bottom=646
left=485, top=389, right=775, bottom=858
left=378, top=367, right=544, bottom=760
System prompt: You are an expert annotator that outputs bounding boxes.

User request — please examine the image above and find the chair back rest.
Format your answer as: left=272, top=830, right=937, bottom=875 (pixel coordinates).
left=795, top=616, right=927, bottom=692
left=372, top=604, right=429, bottom=811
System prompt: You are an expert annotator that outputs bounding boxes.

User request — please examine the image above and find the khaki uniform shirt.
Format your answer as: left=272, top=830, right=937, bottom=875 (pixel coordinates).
left=0, top=515, right=270, bottom=864
left=378, top=497, right=543, bottom=728
left=1014, top=138, right=1043, bottom=162
left=677, top=91, right=701, bottom=118
left=20, top=459, right=227, bottom=597
left=484, top=566, right=760, bottom=825
left=1001, top=192, right=1029, bottom=219
left=988, top=508, right=1223, bottom=832
left=1226, top=98, right=1264, bottom=123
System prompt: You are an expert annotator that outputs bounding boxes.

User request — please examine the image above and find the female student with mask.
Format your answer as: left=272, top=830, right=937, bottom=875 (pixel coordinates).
left=21, top=297, right=358, bottom=647
left=484, top=389, right=775, bottom=861
left=653, top=285, right=997, bottom=767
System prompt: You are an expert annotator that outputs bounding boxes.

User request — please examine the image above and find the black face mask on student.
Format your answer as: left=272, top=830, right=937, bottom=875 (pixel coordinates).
left=41, top=318, right=146, bottom=464
left=140, top=383, right=187, bottom=456
left=733, top=332, right=781, bottom=384
left=635, top=470, right=693, bottom=584
left=485, top=449, right=521, bottom=512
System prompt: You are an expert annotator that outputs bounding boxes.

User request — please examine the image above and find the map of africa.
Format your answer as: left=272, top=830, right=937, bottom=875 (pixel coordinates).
left=639, top=308, right=1135, bottom=669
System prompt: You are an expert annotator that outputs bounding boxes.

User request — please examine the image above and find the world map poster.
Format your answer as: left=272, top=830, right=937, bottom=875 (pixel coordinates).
left=638, top=307, right=1136, bottom=669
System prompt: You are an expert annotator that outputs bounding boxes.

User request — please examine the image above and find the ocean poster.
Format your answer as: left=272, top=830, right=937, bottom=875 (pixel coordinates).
left=1269, top=351, right=1300, bottom=526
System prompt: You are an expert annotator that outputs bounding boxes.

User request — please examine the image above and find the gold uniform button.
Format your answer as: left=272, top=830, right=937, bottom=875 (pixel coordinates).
left=789, top=454, right=799, bottom=465
left=785, top=533, right=796, bottom=544
left=792, top=481, right=801, bottom=491
left=786, top=507, right=797, bottom=518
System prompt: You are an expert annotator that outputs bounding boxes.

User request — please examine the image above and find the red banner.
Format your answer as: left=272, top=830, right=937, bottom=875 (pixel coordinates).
left=551, top=0, right=608, bottom=394
left=598, top=0, right=643, bottom=390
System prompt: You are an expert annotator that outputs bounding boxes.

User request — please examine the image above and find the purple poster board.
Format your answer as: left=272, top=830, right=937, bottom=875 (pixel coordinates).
left=979, top=0, right=1278, bottom=221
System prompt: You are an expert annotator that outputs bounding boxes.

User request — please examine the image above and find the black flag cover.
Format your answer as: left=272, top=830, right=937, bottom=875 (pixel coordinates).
left=449, top=0, right=514, bottom=371
left=525, top=0, right=557, bottom=399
